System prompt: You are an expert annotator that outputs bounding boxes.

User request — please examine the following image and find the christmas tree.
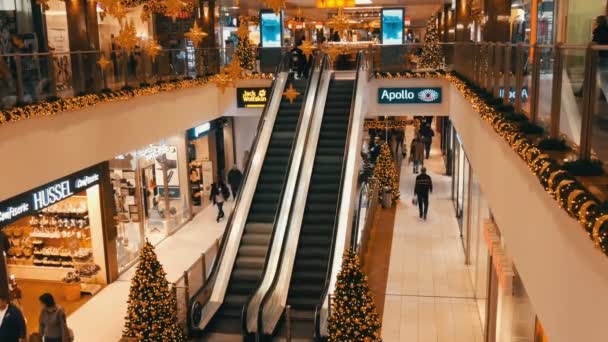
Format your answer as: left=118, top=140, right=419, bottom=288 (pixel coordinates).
left=372, top=143, right=400, bottom=202
left=123, top=241, right=184, bottom=342
left=419, top=15, right=445, bottom=69
left=236, top=19, right=255, bottom=70
left=327, top=250, right=382, bottom=342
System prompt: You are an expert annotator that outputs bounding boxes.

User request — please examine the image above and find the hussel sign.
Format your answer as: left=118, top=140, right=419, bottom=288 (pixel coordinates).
left=378, top=87, right=443, bottom=104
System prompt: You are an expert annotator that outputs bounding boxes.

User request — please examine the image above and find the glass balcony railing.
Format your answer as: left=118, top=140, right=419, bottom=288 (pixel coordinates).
left=0, top=47, right=236, bottom=110
left=453, top=42, right=608, bottom=163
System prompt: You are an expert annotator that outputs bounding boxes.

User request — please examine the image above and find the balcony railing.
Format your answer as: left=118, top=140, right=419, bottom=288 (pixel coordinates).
left=0, top=47, right=239, bottom=109
left=452, top=42, right=608, bottom=163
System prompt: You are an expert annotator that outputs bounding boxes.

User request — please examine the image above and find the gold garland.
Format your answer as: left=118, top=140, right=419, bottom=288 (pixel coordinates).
left=567, top=190, right=585, bottom=213
left=593, top=215, right=608, bottom=248
left=364, top=119, right=417, bottom=129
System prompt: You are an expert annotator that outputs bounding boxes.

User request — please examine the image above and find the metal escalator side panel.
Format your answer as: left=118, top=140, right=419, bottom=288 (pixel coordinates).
left=317, top=52, right=369, bottom=337
left=195, top=72, right=289, bottom=330
left=244, top=56, right=325, bottom=334
left=259, top=67, right=335, bottom=336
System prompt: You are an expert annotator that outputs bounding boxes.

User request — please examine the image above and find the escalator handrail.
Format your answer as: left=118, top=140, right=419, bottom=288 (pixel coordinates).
left=314, top=51, right=365, bottom=339
left=189, top=53, right=292, bottom=331
left=349, top=180, right=368, bottom=251
left=256, top=53, right=331, bottom=336
left=240, top=52, right=324, bottom=335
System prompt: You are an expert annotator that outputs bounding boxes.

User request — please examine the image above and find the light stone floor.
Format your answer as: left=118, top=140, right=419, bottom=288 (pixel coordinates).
left=68, top=202, right=232, bottom=342
left=381, top=142, right=484, bottom=342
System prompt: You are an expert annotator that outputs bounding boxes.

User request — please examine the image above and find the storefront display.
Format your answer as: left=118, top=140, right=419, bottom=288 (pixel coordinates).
left=110, top=136, right=192, bottom=273
left=0, top=164, right=108, bottom=288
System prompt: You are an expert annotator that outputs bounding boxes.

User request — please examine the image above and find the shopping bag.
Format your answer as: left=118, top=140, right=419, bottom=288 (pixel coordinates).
left=412, top=196, right=418, bottom=206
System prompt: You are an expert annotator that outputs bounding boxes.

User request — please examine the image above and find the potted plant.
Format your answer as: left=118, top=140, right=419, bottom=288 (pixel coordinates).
left=62, top=271, right=81, bottom=301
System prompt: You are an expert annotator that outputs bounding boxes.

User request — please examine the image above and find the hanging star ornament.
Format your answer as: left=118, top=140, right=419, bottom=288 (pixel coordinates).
left=116, top=20, right=139, bottom=53
left=300, top=40, right=315, bottom=60
left=164, top=0, right=185, bottom=22
left=283, top=83, right=301, bottom=104
left=211, top=73, right=233, bottom=93
left=328, top=7, right=350, bottom=33
left=325, top=44, right=342, bottom=61
left=145, top=40, right=162, bottom=61
left=97, top=55, right=112, bottom=70
left=224, top=54, right=244, bottom=81
left=185, top=21, right=208, bottom=47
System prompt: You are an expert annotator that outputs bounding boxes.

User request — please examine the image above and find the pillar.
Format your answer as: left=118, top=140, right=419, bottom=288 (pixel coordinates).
left=455, top=0, right=471, bottom=41
left=65, top=0, right=101, bottom=93
left=198, top=0, right=219, bottom=75
left=483, top=0, right=512, bottom=42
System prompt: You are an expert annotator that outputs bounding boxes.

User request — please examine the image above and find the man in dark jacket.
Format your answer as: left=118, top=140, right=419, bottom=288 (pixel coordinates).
left=210, top=180, right=230, bottom=222
left=0, top=293, right=26, bottom=342
left=227, top=165, right=243, bottom=199
left=414, top=167, right=433, bottom=220
left=370, top=136, right=382, bottom=164
left=419, top=123, right=435, bottom=159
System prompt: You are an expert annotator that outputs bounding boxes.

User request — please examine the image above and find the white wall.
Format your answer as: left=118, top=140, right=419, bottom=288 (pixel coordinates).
left=233, top=115, right=261, bottom=170
left=449, top=83, right=608, bottom=342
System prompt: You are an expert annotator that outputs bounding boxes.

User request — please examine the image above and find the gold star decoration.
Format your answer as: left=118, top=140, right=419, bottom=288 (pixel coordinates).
left=300, top=40, right=315, bottom=60
left=164, top=0, right=185, bottom=22
left=224, top=54, right=244, bottom=81
left=324, top=44, right=343, bottom=61
left=210, top=73, right=233, bottom=93
left=97, top=55, right=112, bottom=70
left=282, top=83, right=301, bottom=104
left=328, top=7, right=350, bottom=33
left=116, top=20, right=139, bottom=53
left=36, top=0, right=49, bottom=11
left=184, top=21, right=208, bottom=47
left=98, top=0, right=126, bottom=22
left=145, top=40, right=162, bottom=61
left=236, top=19, right=249, bottom=42
left=265, top=0, right=285, bottom=15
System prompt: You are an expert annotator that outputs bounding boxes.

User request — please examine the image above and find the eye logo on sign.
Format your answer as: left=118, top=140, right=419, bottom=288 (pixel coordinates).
left=418, top=89, right=440, bottom=102
left=378, top=87, right=443, bottom=104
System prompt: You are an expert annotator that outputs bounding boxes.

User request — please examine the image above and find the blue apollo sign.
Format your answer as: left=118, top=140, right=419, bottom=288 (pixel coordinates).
left=378, top=87, right=443, bottom=104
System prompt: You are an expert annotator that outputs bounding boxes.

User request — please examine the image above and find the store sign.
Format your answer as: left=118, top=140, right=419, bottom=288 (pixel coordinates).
left=0, top=165, right=102, bottom=226
left=498, top=86, right=529, bottom=103
left=237, top=87, right=271, bottom=108
left=378, top=87, right=442, bottom=104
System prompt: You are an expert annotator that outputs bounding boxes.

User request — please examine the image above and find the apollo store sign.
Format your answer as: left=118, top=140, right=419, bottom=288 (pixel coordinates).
left=378, top=87, right=443, bottom=104
left=0, top=165, right=102, bottom=226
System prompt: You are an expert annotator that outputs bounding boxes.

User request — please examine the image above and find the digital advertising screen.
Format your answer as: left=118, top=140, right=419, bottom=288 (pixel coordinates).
left=381, top=8, right=404, bottom=45
left=260, top=10, right=282, bottom=48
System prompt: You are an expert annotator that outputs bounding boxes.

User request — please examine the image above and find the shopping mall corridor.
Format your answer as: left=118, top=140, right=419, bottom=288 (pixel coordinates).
left=381, top=137, right=484, bottom=342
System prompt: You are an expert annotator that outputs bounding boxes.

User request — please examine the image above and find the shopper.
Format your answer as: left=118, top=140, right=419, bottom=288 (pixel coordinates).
left=419, top=123, right=435, bottom=159
left=227, top=165, right=243, bottom=200
left=210, top=180, right=230, bottom=222
left=0, top=293, right=26, bottom=342
left=369, top=136, right=382, bottom=164
left=409, top=136, right=425, bottom=174
left=290, top=39, right=307, bottom=79
left=38, top=293, right=71, bottom=342
left=414, top=167, right=433, bottom=220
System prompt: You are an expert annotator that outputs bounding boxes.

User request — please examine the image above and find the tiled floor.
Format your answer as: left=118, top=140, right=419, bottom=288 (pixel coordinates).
left=67, top=202, right=231, bottom=342
left=381, top=139, right=484, bottom=342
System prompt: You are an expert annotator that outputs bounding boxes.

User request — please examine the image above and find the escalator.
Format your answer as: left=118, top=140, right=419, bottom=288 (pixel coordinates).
left=204, top=79, right=308, bottom=335
left=268, top=77, right=356, bottom=339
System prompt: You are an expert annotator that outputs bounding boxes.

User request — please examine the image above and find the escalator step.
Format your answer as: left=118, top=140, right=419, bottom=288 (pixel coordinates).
left=232, top=268, right=263, bottom=280
left=244, top=223, right=273, bottom=234
left=241, top=233, right=272, bottom=246
left=238, top=245, right=268, bottom=257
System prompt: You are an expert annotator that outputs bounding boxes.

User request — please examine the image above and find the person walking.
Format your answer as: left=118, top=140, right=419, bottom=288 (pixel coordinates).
left=0, top=293, right=26, bottom=342
left=38, top=293, right=71, bottom=342
left=227, top=165, right=243, bottom=200
left=419, top=123, right=435, bottom=159
left=414, top=167, right=433, bottom=220
left=409, top=136, right=425, bottom=174
left=210, top=180, right=230, bottom=222
left=369, top=136, right=382, bottom=164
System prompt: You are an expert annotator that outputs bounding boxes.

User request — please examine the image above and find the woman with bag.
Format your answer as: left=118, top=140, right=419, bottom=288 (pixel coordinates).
left=38, top=293, right=73, bottom=342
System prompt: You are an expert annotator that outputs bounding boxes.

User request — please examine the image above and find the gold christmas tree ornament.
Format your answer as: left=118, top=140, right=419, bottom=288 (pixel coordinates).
left=372, top=144, right=400, bottom=202
left=237, top=20, right=250, bottom=41
left=300, top=40, right=315, bottom=59
left=211, top=73, right=233, bottom=93
left=282, top=83, right=301, bottom=104
left=185, top=21, right=208, bottom=46
left=145, top=40, right=162, bottom=61
left=328, top=7, right=350, bottom=34
left=224, top=54, right=244, bottom=81
left=97, top=55, right=112, bottom=70
left=116, top=20, right=139, bottom=53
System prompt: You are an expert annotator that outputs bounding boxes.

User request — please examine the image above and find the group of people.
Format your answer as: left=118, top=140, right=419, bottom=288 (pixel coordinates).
left=0, top=292, right=72, bottom=342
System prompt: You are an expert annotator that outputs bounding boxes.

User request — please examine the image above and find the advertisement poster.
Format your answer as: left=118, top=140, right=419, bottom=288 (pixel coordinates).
left=381, top=8, right=404, bottom=45
left=260, top=10, right=282, bottom=48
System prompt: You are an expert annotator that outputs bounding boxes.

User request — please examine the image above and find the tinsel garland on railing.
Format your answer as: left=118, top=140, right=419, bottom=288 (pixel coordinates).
left=372, top=70, right=608, bottom=257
